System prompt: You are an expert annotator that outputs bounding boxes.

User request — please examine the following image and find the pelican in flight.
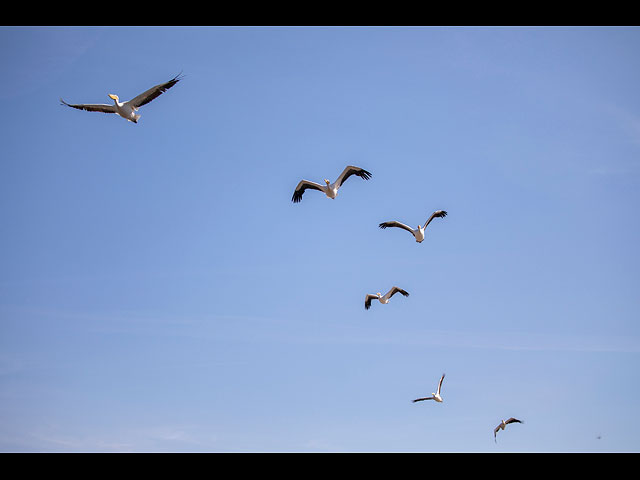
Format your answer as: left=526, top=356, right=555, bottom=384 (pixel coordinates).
left=412, top=373, right=446, bottom=403
left=493, top=417, right=523, bottom=442
left=364, top=286, right=409, bottom=310
left=379, top=210, right=447, bottom=243
left=292, top=165, right=372, bottom=203
left=60, top=73, right=183, bottom=123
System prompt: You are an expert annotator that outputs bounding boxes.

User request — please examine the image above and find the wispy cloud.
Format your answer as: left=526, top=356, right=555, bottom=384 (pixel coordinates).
left=0, top=423, right=219, bottom=452
left=3, top=305, right=638, bottom=357
left=0, top=429, right=135, bottom=453
left=587, top=165, right=639, bottom=175
left=300, top=322, right=640, bottom=354
left=0, top=28, right=103, bottom=101
left=583, top=102, right=640, bottom=176
left=609, top=104, right=640, bottom=147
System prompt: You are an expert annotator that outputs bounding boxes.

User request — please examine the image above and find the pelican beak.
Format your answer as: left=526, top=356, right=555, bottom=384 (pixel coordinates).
left=108, top=94, right=118, bottom=101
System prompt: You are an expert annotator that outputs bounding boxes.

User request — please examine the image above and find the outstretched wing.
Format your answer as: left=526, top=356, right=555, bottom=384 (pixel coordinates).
left=423, top=210, right=448, bottom=229
left=364, top=294, right=378, bottom=310
left=292, top=180, right=325, bottom=203
left=378, top=221, right=415, bottom=234
left=386, top=286, right=409, bottom=300
left=60, top=98, right=116, bottom=114
left=127, top=73, right=183, bottom=108
left=505, top=417, right=523, bottom=425
left=436, top=373, right=445, bottom=395
left=412, top=396, right=435, bottom=403
left=334, top=165, right=372, bottom=189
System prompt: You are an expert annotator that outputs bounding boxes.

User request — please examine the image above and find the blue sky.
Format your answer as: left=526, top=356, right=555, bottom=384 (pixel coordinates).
left=0, top=26, right=639, bottom=452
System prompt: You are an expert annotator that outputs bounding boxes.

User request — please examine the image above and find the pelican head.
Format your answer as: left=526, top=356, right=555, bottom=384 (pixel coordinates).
left=108, top=94, right=119, bottom=102
left=324, top=179, right=330, bottom=185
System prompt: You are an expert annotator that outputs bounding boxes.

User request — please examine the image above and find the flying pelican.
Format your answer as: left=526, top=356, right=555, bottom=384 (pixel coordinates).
left=364, top=286, right=409, bottom=310
left=292, top=165, right=372, bottom=203
left=412, top=373, right=446, bottom=403
left=493, top=417, right=523, bottom=442
left=60, top=73, right=183, bottom=123
left=379, top=210, right=447, bottom=243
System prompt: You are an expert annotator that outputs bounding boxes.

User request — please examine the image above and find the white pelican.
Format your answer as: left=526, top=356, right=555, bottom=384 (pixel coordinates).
left=412, top=373, right=446, bottom=403
left=493, top=417, right=523, bottom=442
left=364, top=286, right=409, bottom=310
left=379, top=210, right=447, bottom=243
left=292, top=165, right=372, bottom=203
left=60, top=73, right=183, bottom=123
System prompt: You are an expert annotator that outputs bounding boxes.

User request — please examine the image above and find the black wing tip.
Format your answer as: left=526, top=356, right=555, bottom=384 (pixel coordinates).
left=291, top=191, right=302, bottom=203
left=438, top=210, right=448, bottom=217
left=358, top=168, right=372, bottom=180
left=161, top=72, right=185, bottom=90
left=364, top=295, right=374, bottom=309
left=392, top=287, right=409, bottom=297
left=343, top=166, right=372, bottom=181
left=378, top=222, right=388, bottom=229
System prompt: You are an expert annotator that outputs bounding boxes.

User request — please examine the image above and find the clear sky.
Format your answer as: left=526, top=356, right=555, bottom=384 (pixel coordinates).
left=0, top=26, right=639, bottom=452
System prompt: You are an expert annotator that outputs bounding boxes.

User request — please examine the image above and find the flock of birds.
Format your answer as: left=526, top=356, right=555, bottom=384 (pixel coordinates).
left=60, top=73, right=525, bottom=445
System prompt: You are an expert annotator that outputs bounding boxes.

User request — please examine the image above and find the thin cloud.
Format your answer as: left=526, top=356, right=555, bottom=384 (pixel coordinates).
left=601, top=101, right=640, bottom=148
left=297, top=324, right=640, bottom=354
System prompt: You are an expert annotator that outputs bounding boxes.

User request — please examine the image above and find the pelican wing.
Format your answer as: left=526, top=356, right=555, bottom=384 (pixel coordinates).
left=494, top=425, right=501, bottom=440
left=364, top=294, right=378, bottom=310
left=436, top=373, right=445, bottom=395
left=505, top=417, right=523, bottom=425
left=412, top=396, right=435, bottom=403
left=127, top=73, right=183, bottom=108
left=384, top=286, right=409, bottom=301
left=60, top=98, right=116, bottom=114
left=378, top=221, right=415, bottom=234
left=292, top=180, right=325, bottom=203
left=334, top=165, right=372, bottom=188
left=423, top=210, right=448, bottom=229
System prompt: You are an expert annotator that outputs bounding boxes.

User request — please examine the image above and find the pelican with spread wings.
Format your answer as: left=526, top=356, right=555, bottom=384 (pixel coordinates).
left=292, top=165, right=372, bottom=203
left=364, top=286, right=409, bottom=310
left=493, top=417, right=523, bottom=442
left=60, top=73, right=183, bottom=123
left=379, top=210, right=448, bottom=243
left=412, top=373, right=446, bottom=403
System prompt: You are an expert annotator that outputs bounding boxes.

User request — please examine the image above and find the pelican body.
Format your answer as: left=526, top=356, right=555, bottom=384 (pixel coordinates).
left=379, top=210, right=447, bottom=243
left=108, top=93, right=141, bottom=123
left=364, top=286, right=409, bottom=310
left=60, top=73, right=183, bottom=123
left=412, top=373, right=445, bottom=403
left=292, top=165, right=372, bottom=203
